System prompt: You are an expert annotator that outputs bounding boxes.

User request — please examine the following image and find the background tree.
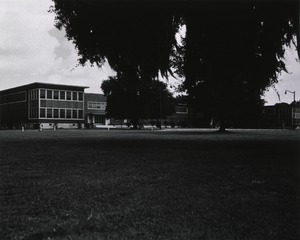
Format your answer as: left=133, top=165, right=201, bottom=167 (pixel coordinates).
left=101, top=75, right=175, bottom=128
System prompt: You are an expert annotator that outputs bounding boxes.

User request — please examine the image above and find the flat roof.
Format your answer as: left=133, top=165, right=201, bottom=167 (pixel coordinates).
left=0, top=82, right=89, bottom=94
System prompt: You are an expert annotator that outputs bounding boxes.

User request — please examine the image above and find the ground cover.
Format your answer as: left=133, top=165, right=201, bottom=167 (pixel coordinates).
left=0, top=129, right=299, bottom=239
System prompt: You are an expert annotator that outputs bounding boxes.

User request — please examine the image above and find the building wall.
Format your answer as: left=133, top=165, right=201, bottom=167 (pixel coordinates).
left=84, top=93, right=108, bottom=127
left=38, top=87, right=85, bottom=128
left=0, top=83, right=87, bottom=129
left=166, top=103, right=189, bottom=127
left=0, top=90, right=28, bottom=128
left=291, top=102, right=300, bottom=127
left=0, top=87, right=30, bottom=129
left=261, top=102, right=300, bottom=129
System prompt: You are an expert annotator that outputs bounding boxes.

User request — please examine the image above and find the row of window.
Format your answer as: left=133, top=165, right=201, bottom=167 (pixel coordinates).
left=40, top=89, right=83, bottom=101
left=175, top=106, right=188, bottom=114
left=87, top=101, right=107, bottom=110
left=40, top=108, right=83, bottom=119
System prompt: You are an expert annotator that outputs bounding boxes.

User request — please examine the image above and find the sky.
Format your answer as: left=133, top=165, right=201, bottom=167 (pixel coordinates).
left=0, top=0, right=299, bottom=105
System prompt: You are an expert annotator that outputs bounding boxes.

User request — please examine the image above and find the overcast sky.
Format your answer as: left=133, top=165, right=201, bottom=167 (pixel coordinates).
left=0, top=0, right=299, bottom=105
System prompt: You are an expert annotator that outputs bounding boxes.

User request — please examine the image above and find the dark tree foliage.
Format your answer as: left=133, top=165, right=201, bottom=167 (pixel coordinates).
left=51, top=0, right=181, bottom=82
left=180, top=0, right=299, bottom=131
left=101, top=75, right=175, bottom=128
left=52, top=0, right=299, bottom=131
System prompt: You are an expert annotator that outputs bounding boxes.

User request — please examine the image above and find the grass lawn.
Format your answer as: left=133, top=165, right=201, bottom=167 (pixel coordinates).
left=0, top=129, right=299, bottom=240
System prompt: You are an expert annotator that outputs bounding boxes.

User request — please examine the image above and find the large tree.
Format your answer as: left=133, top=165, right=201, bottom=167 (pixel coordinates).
left=180, top=0, right=299, bottom=131
left=52, top=0, right=299, bottom=131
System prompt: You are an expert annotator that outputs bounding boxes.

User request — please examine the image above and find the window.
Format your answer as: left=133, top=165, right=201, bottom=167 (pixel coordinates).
left=72, top=109, right=77, bottom=119
left=175, top=106, right=188, bottom=114
left=54, top=91, right=59, bottom=99
left=78, top=110, right=83, bottom=119
left=60, top=91, right=65, bottom=100
left=67, top=91, right=71, bottom=100
left=95, top=115, right=103, bottom=123
left=72, top=92, right=77, bottom=101
left=53, top=109, right=59, bottom=118
left=66, top=109, right=71, bottom=118
left=87, top=101, right=106, bottom=110
left=93, top=103, right=99, bottom=109
left=40, top=108, right=46, bottom=118
left=33, top=90, right=37, bottom=100
left=78, top=92, right=83, bottom=101
left=47, top=90, right=52, bottom=99
left=47, top=108, right=52, bottom=118
left=30, top=90, right=38, bottom=100
left=40, top=90, right=45, bottom=99
left=60, top=109, right=65, bottom=118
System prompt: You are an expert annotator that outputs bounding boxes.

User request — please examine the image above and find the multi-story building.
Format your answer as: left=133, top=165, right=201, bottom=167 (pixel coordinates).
left=0, top=83, right=89, bottom=129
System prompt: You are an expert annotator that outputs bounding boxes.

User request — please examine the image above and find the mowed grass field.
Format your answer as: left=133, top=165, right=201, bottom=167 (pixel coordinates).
left=0, top=129, right=299, bottom=240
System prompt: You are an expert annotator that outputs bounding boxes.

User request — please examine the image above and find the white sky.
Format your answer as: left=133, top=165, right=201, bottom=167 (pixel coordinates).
left=0, top=0, right=299, bottom=105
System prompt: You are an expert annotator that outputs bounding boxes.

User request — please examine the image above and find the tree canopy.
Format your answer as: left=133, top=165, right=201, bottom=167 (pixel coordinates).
left=180, top=0, right=298, bottom=129
left=52, top=0, right=299, bottom=130
left=52, top=0, right=181, bottom=81
left=101, top=74, right=175, bottom=128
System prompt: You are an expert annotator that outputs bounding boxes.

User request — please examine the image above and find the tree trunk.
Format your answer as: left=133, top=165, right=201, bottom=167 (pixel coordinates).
left=131, top=118, right=139, bottom=129
left=219, top=117, right=226, bottom=132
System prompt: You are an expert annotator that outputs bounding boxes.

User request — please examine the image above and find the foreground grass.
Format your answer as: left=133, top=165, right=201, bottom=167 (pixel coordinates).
left=0, top=129, right=299, bottom=240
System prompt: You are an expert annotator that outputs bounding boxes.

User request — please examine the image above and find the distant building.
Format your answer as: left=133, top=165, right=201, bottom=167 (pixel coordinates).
left=167, top=103, right=189, bottom=127
left=84, top=93, right=109, bottom=128
left=0, top=83, right=109, bottom=129
left=261, top=102, right=300, bottom=129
